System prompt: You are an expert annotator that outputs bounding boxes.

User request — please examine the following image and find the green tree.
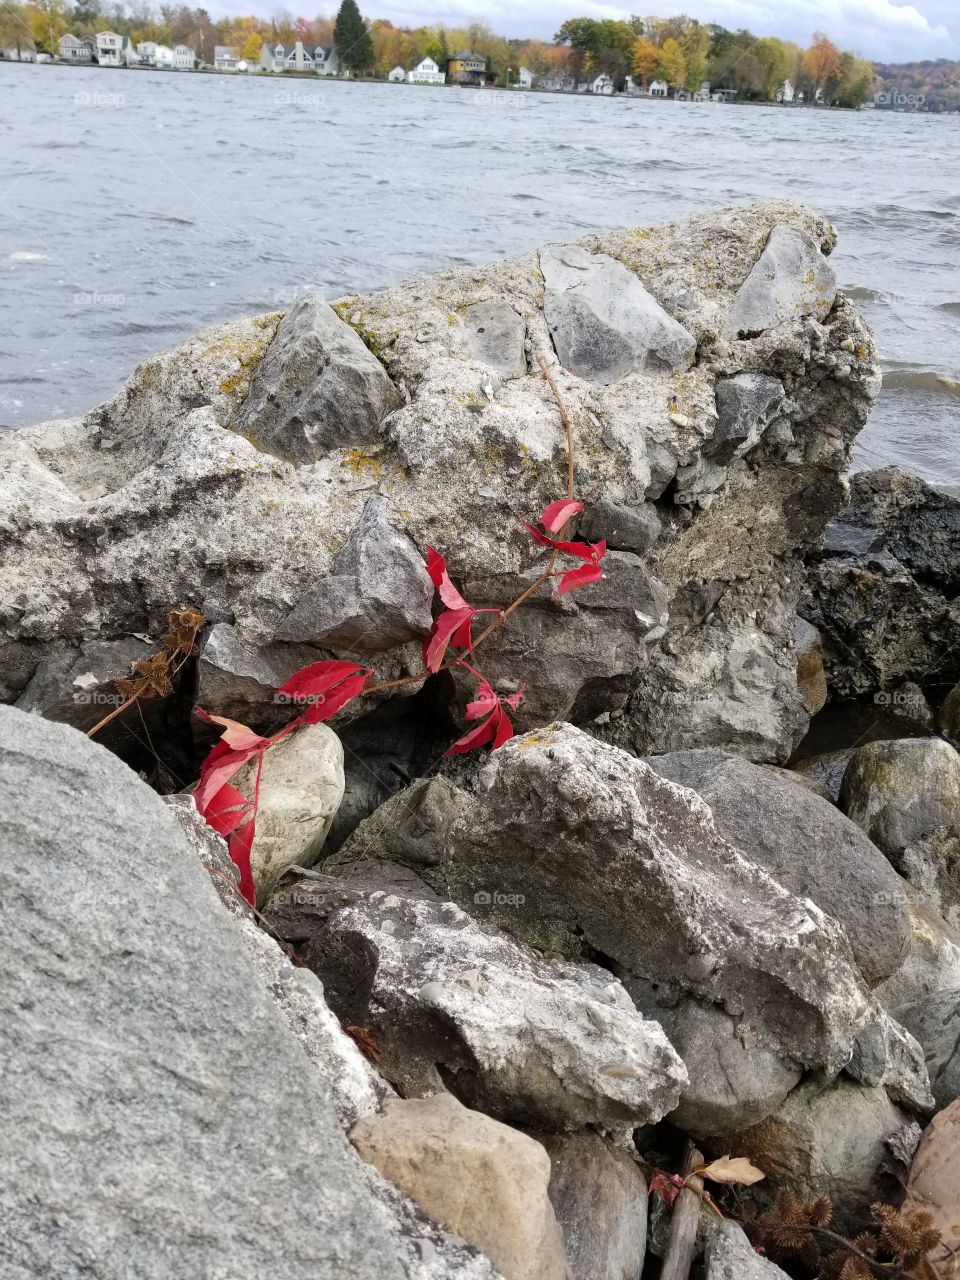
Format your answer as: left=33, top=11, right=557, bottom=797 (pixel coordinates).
left=754, top=35, right=797, bottom=99
left=681, top=19, right=710, bottom=88
left=657, top=36, right=686, bottom=87
left=334, top=0, right=372, bottom=75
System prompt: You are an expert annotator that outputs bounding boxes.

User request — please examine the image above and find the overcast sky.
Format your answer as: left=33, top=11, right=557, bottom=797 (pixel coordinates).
left=209, top=0, right=958, bottom=62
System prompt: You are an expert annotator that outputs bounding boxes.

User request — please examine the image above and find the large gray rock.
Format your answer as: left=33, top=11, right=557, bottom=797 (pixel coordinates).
left=874, top=886, right=960, bottom=1011
left=464, top=301, right=526, bottom=379
left=352, top=1094, right=570, bottom=1280
left=803, top=468, right=960, bottom=699
left=535, top=1130, right=648, bottom=1280
left=341, top=725, right=894, bottom=1078
left=540, top=243, right=696, bottom=382
left=276, top=496, right=433, bottom=652
left=644, top=748, right=911, bottom=987
left=15, top=635, right=154, bottom=732
left=0, top=705, right=410, bottom=1280
left=236, top=293, right=402, bottom=462
left=840, top=737, right=960, bottom=857
left=578, top=499, right=662, bottom=555
left=676, top=372, right=786, bottom=498
left=895, top=991, right=960, bottom=1111
left=724, top=225, right=837, bottom=337
left=705, top=1222, right=791, bottom=1280
left=291, top=877, right=686, bottom=1136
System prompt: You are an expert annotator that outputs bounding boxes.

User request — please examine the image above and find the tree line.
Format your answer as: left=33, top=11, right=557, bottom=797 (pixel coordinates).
left=2, top=0, right=875, bottom=107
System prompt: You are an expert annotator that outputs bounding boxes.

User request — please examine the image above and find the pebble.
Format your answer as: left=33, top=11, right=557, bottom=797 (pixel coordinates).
left=669, top=411, right=692, bottom=428
left=351, top=311, right=361, bottom=325
left=840, top=336, right=855, bottom=353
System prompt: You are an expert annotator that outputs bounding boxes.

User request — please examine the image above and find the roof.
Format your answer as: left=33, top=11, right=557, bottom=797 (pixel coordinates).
left=451, top=50, right=483, bottom=62
left=214, top=45, right=238, bottom=57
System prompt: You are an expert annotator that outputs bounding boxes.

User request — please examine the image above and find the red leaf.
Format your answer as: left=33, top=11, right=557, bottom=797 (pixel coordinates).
left=196, top=711, right=267, bottom=751
left=524, top=522, right=600, bottom=561
left=276, top=660, right=368, bottom=702
left=424, top=607, right=474, bottom=673
left=541, top=499, right=583, bottom=534
left=557, top=561, right=605, bottom=595
left=229, top=819, right=257, bottom=906
left=204, top=783, right=251, bottom=837
left=301, top=670, right=369, bottom=722
left=446, top=710, right=499, bottom=756
left=465, top=676, right=498, bottom=721
left=425, top=546, right=471, bottom=612
left=195, top=740, right=261, bottom=814
left=502, top=685, right=526, bottom=711
left=491, top=705, right=515, bottom=750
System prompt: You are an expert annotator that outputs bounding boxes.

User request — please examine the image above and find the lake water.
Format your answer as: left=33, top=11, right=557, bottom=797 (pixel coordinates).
left=2, top=61, right=958, bottom=485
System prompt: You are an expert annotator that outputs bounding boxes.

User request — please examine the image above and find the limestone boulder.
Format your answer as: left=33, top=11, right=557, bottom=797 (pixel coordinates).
left=724, top=224, right=837, bottom=337
left=895, top=991, right=960, bottom=1111
left=840, top=737, right=960, bottom=858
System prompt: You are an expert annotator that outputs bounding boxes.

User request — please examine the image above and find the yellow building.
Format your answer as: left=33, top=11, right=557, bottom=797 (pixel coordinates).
left=446, top=50, right=486, bottom=86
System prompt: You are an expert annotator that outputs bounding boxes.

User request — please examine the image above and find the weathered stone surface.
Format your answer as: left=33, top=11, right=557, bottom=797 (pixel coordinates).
left=352, top=1094, right=570, bottom=1280
left=840, top=737, right=960, bottom=858
left=705, top=1222, right=790, bottom=1280
left=644, top=748, right=910, bottom=987
left=899, top=832, right=960, bottom=934
left=230, top=721, right=345, bottom=904
left=535, top=1130, right=647, bottom=1280
left=794, top=617, right=828, bottom=715
left=236, top=293, right=402, bottom=462
left=1, top=203, right=880, bottom=766
left=293, top=878, right=686, bottom=1135
left=464, top=301, right=526, bottom=379
left=874, top=886, right=960, bottom=1012
left=846, top=1012, right=935, bottom=1112
left=724, top=225, right=837, bottom=337
left=14, top=636, right=154, bottom=732
left=803, top=468, right=960, bottom=699
left=626, top=987, right=801, bottom=1137
left=195, top=622, right=321, bottom=731
left=895, top=991, right=960, bottom=1111
left=0, top=705, right=412, bottom=1280
left=729, top=1078, right=920, bottom=1232
left=540, top=243, right=695, bottom=383
left=903, top=1100, right=960, bottom=1279
left=709, top=374, right=786, bottom=464
left=578, top=499, right=662, bottom=555
left=277, top=496, right=433, bottom=651
left=791, top=747, right=854, bottom=802
left=938, top=682, right=960, bottom=742
left=347, top=725, right=891, bottom=1077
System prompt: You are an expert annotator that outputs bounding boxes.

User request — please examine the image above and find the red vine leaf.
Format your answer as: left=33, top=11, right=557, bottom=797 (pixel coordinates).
left=228, top=818, right=257, bottom=906
left=425, top=546, right=471, bottom=612
left=541, top=498, right=583, bottom=534
left=196, top=710, right=267, bottom=752
left=447, top=670, right=523, bottom=756
left=203, top=782, right=251, bottom=838
left=557, top=560, right=605, bottom=595
left=425, top=606, right=475, bottom=673
left=301, top=669, right=370, bottom=723
left=276, top=660, right=370, bottom=702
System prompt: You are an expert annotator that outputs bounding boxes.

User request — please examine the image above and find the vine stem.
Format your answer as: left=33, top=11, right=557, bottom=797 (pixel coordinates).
left=86, top=626, right=203, bottom=739
left=361, top=358, right=576, bottom=699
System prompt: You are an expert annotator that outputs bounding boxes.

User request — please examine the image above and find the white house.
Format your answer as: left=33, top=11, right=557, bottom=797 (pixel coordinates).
left=540, top=72, right=575, bottom=92
left=260, top=42, right=286, bottom=72
left=388, top=65, right=405, bottom=81
left=648, top=78, right=668, bottom=97
left=2, top=41, right=36, bottom=60
left=95, top=31, right=124, bottom=66
left=313, top=45, right=338, bottom=76
left=214, top=45, right=240, bottom=71
left=517, top=65, right=533, bottom=88
left=58, top=34, right=95, bottom=62
left=776, top=79, right=795, bottom=103
left=173, top=44, right=194, bottom=70
left=580, top=73, right=614, bottom=95
left=408, top=56, right=444, bottom=84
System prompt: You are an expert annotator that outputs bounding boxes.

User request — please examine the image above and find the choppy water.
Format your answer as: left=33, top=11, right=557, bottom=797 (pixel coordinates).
left=2, top=62, right=959, bottom=485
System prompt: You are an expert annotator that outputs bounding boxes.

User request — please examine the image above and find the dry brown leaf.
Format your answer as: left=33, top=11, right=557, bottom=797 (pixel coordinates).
left=695, top=1155, right=766, bottom=1186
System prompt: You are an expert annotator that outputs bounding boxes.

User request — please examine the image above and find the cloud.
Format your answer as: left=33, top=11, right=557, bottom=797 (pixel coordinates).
left=207, top=0, right=959, bottom=62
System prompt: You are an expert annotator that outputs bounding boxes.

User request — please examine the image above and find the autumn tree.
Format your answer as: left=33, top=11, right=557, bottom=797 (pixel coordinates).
left=632, top=35, right=659, bottom=82
left=804, top=31, right=840, bottom=102
left=657, top=36, right=686, bottom=87
left=754, top=35, right=799, bottom=99
left=680, top=19, right=710, bottom=89
left=240, top=28, right=262, bottom=62
left=27, top=0, right=67, bottom=54
left=334, top=0, right=372, bottom=75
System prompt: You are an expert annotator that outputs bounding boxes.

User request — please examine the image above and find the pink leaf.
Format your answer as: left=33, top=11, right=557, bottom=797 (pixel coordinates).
left=229, top=820, right=257, bottom=906
left=465, top=678, right=498, bottom=721
left=502, top=685, right=526, bottom=711
left=523, top=522, right=600, bottom=562
left=301, top=670, right=369, bottom=723
left=446, top=711, right=499, bottom=756
left=196, top=711, right=268, bottom=752
left=203, top=783, right=251, bottom=838
left=425, top=546, right=471, bottom=612
left=195, top=740, right=261, bottom=815
left=276, top=660, right=368, bottom=702
left=424, top=607, right=474, bottom=673
left=491, top=705, right=515, bottom=750
left=541, top=499, right=583, bottom=534
left=556, top=561, right=605, bottom=595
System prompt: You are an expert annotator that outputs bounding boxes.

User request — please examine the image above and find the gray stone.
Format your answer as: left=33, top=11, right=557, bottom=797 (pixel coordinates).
left=294, top=881, right=686, bottom=1136
left=535, top=1131, right=647, bottom=1280
left=938, top=682, right=960, bottom=743
left=14, top=635, right=155, bottom=733
left=724, top=225, right=837, bottom=338
left=840, top=737, right=960, bottom=858
left=540, top=243, right=695, bottom=383
left=276, top=496, right=433, bottom=652
left=0, top=705, right=410, bottom=1280
left=578, top=499, right=662, bottom=555
left=163, top=792, right=247, bottom=917
left=351, top=1094, right=570, bottom=1280
left=874, top=886, right=960, bottom=1012
left=707, top=374, right=785, bottom=465
left=236, top=293, right=402, bottom=463
left=793, top=617, right=827, bottom=716
left=644, top=748, right=911, bottom=987
left=846, top=1013, right=935, bottom=1112
left=892, top=991, right=960, bottom=1111
left=705, top=1222, right=791, bottom=1280
left=464, top=301, right=526, bottom=379
left=196, top=622, right=322, bottom=731
left=627, top=988, right=802, bottom=1137
left=899, top=832, right=960, bottom=934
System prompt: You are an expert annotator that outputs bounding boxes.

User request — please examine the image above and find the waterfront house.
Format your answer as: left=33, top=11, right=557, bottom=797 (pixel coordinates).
left=154, top=44, right=175, bottom=68
left=581, top=73, right=614, bottom=95
left=136, top=40, right=157, bottom=64
left=776, top=79, right=795, bottom=103
left=408, top=56, right=444, bottom=84
left=58, top=34, right=94, bottom=63
left=540, top=71, right=575, bottom=92
left=173, top=44, right=195, bottom=70
left=446, top=50, right=486, bottom=86
left=260, top=42, right=286, bottom=72
left=388, top=65, right=405, bottom=81
left=314, top=46, right=339, bottom=76
left=214, top=45, right=240, bottom=71
left=648, top=78, right=668, bottom=97
left=518, top=65, right=533, bottom=88
left=95, top=31, right=124, bottom=67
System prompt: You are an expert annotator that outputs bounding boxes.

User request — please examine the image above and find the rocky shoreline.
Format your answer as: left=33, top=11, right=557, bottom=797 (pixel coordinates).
left=2, top=201, right=958, bottom=1280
